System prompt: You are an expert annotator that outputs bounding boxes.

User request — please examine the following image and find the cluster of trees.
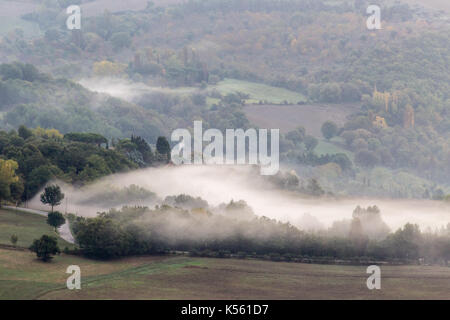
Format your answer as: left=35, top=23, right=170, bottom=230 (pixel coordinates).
left=280, top=126, right=353, bottom=174
left=68, top=205, right=450, bottom=264
left=0, top=1, right=448, bottom=199
left=308, top=82, right=368, bottom=103
left=340, top=110, right=450, bottom=184
left=0, top=63, right=170, bottom=142
left=130, top=47, right=210, bottom=86
left=0, top=63, right=251, bottom=153
left=0, top=125, right=137, bottom=205
left=28, top=185, right=66, bottom=262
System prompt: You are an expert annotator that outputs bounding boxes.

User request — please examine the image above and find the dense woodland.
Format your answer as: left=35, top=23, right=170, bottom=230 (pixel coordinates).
left=0, top=0, right=448, bottom=199
left=0, top=124, right=176, bottom=205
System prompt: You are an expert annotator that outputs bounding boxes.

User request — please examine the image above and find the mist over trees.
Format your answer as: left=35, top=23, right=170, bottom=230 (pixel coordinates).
left=69, top=204, right=450, bottom=264
left=0, top=0, right=448, bottom=272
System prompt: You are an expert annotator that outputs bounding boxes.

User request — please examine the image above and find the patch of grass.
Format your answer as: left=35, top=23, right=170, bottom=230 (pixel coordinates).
left=212, top=79, right=306, bottom=104
left=206, top=97, right=221, bottom=107
left=0, top=209, right=73, bottom=249
left=315, top=138, right=354, bottom=160
left=1, top=248, right=449, bottom=300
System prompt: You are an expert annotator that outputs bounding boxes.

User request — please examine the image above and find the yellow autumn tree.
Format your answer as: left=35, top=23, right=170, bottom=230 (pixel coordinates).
left=403, top=104, right=415, bottom=128
left=93, top=60, right=127, bottom=77
left=33, top=127, right=63, bottom=140
left=0, top=159, right=19, bottom=205
left=373, top=116, right=388, bottom=129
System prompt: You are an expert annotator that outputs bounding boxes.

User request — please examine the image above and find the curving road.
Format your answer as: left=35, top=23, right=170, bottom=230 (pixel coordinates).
left=3, top=206, right=75, bottom=244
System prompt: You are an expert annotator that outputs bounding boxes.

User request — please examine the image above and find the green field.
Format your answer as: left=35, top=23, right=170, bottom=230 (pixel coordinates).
left=212, top=79, right=306, bottom=105
left=0, top=209, right=73, bottom=249
left=1, top=248, right=449, bottom=300
left=315, top=138, right=354, bottom=160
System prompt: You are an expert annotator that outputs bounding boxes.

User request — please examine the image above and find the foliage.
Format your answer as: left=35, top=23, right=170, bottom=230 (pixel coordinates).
left=47, top=211, right=66, bottom=232
left=0, top=159, right=19, bottom=205
left=40, top=185, right=64, bottom=212
left=321, top=121, right=339, bottom=140
left=0, top=127, right=136, bottom=202
left=29, top=235, right=60, bottom=262
left=71, top=205, right=450, bottom=263
left=10, top=234, right=18, bottom=247
left=156, top=136, right=171, bottom=161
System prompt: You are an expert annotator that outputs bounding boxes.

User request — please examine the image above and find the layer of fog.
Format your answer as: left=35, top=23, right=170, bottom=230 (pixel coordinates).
left=78, top=78, right=199, bottom=102
left=28, top=166, right=450, bottom=232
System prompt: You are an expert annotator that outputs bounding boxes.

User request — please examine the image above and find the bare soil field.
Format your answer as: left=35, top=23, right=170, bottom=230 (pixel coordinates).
left=245, top=104, right=359, bottom=136
left=402, top=0, right=450, bottom=13
left=81, top=0, right=186, bottom=17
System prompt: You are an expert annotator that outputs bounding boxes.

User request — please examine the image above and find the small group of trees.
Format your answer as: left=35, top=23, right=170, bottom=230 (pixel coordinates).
left=27, top=185, right=65, bottom=262
left=0, top=125, right=138, bottom=206
left=41, top=184, right=66, bottom=232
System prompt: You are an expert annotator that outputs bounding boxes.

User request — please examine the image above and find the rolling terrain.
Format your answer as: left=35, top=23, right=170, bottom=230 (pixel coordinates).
left=0, top=209, right=73, bottom=249
left=1, top=248, right=449, bottom=300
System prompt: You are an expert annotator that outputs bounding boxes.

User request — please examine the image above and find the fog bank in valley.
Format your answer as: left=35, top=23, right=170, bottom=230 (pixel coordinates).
left=78, top=78, right=199, bottom=102
left=29, top=166, right=450, bottom=232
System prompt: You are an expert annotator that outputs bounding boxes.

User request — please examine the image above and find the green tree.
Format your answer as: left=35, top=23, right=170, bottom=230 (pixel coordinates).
left=27, top=165, right=63, bottom=200
left=321, top=121, right=339, bottom=140
left=0, top=63, right=23, bottom=80
left=355, top=150, right=380, bottom=168
left=40, top=184, right=64, bottom=212
left=10, top=180, right=24, bottom=206
left=0, top=159, right=19, bottom=206
left=304, top=135, right=318, bottom=152
left=156, top=136, right=171, bottom=161
left=110, top=32, right=132, bottom=50
left=29, top=235, right=60, bottom=262
left=47, top=211, right=66, bottom=232
left=306, top=178, right=325, bottom=196
left=10, top=234, right=18, bottom=247
left=18, top=125, right=33, bottom=140
left=75, top=217, right=128, bottom=259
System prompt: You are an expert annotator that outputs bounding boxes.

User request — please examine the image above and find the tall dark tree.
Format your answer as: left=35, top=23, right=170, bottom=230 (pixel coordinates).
left=40, top=184, right=64, bottom=212
left=18, top=125, right=33, bottom=140
left=304, top=135, right=318, bottom=152
left=156, top=136, right=171, bottom=161
left=321, top=121, right=339, bottom=140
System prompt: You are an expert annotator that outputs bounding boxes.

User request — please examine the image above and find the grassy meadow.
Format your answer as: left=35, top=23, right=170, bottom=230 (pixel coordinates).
left=213, top=79, right=306, bottom=105
left=1, top=248, right=449, bottom=300
left=0, top=209, right=73, bottom=249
